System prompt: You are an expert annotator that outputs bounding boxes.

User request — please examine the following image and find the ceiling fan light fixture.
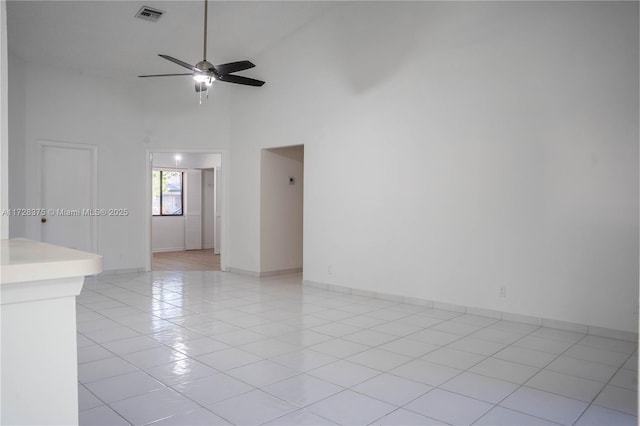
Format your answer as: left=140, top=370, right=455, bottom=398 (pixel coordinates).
left=138, top=0, right=265, bottom=95
left=193, top=73, right=210, bottom=83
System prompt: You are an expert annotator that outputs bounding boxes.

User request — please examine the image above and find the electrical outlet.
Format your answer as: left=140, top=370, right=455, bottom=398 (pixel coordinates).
left=499, top=286, right=507, bottom=298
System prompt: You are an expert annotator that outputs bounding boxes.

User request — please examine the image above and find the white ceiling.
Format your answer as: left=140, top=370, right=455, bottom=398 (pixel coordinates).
left=7, top=1, right=333, bottom=80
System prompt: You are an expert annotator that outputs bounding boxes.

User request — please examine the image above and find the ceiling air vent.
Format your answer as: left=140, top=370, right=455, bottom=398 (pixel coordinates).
left=134, top=6, right=164, bottom=23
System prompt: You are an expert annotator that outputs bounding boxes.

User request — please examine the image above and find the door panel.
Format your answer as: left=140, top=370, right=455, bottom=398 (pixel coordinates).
left=203, top=169, right=215, bottom=250
left=39, top=142, right=96, bottom=252
left=215, top=168, right=221, bottom=255
left=184, top=169, right=202, bottom=250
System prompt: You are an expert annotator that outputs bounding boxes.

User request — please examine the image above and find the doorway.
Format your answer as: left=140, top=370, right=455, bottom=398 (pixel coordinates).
left=260, top=145, right=304, bottom=276
left=145, top=150, right=225, bottom=272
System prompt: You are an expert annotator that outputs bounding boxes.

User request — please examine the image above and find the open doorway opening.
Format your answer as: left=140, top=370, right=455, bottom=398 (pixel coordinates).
left=260, top=145, right=304, bottom=276
left=146, top=151, right=225, bottom=271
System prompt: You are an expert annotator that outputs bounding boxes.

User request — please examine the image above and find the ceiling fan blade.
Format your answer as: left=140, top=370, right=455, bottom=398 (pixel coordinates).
left=138, top=73, right=193, bottom=78
left=212, top=61, right=255, bottom=75
left=158, top=54, right=198, bottom=72
left=218, top=74, right=265, bottom=87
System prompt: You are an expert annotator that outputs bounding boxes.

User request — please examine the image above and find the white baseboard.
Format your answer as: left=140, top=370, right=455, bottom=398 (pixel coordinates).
left=152, top=247, right=216, bottom=252
left=302, top=279, right=638, bottom=343
left=259, top=268, right=302, bottom=277
left=226, top=267, right=303, bottom=278
left=225, top=267, right=260, bottom=277
left=151, top=247, right=185, bottom=253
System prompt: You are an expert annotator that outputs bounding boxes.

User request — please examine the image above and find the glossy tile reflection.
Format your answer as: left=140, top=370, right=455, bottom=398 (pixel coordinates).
left=77, top=271, right=638, bottom=425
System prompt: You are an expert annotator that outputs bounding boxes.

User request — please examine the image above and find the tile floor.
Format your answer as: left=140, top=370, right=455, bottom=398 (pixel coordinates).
left=77, top=271, right=638, bottom=426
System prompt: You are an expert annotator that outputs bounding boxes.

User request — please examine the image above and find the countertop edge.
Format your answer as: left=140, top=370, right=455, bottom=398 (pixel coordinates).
left=1, top=238, right=104, bottom=284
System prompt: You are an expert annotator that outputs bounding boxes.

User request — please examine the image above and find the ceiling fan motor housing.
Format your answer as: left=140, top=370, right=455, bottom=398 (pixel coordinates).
left=195, top=60, right=216, bottom=78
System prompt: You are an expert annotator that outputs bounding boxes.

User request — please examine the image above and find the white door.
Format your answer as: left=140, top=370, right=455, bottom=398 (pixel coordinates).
left=202, top=169, right=215, bottom=250
left=184, top=169, right=202, bottom=250
left=214, top=168, right=221, bottom=255
left=38, top=141, right=97, bottom=252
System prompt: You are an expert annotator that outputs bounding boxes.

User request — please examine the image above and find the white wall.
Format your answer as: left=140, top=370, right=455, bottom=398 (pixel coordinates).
left=13, top=61, right=230, bottom=270
left=151, top=216, right=185, bottom=252
left=1, top=0, right=8, bottom=239
left=260, top=145, right=304, bottom=273
left=230, top=2, right=639, bottom=332
left=21, top=66, right=146, bottom=270
left=7, top=50, right=25, bottom=238
left=152, top=152, right=221, bottom=170
left=139, top=79, right=231, bottom=153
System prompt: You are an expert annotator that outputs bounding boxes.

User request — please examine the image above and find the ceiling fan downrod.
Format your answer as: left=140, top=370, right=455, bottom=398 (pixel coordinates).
left=200, top=0, right=209, bottom=104
left=203, top=0, right=207, bottom=61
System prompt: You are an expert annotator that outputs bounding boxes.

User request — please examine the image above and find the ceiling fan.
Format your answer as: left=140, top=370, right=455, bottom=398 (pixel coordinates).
left=138, top=0, right=265, bottom=95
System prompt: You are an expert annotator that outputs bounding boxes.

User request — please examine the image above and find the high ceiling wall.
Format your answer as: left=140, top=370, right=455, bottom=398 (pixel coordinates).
left=229, top=1, right=639, bottom=332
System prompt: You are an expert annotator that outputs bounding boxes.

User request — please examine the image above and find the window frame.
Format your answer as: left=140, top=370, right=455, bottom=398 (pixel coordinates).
left=152, top=169, right=184, bottom=216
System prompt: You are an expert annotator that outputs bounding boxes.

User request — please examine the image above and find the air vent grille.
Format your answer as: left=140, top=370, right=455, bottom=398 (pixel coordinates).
left=134, top=6, right=164, bottom=22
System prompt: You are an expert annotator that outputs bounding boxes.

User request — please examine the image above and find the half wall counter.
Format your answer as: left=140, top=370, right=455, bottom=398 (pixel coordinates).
left=1, top=238, right=103, bottom=425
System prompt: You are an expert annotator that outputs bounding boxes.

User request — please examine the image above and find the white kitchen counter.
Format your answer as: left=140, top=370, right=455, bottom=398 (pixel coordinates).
left=1, top=238, right=103, bottom=425
left=1, top=237, right=102, bottom=284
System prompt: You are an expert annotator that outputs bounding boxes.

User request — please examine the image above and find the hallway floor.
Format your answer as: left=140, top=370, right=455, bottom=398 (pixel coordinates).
left=77, top=271, right=637, bottom=425
left=152, top=249, right=221, bottom=271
